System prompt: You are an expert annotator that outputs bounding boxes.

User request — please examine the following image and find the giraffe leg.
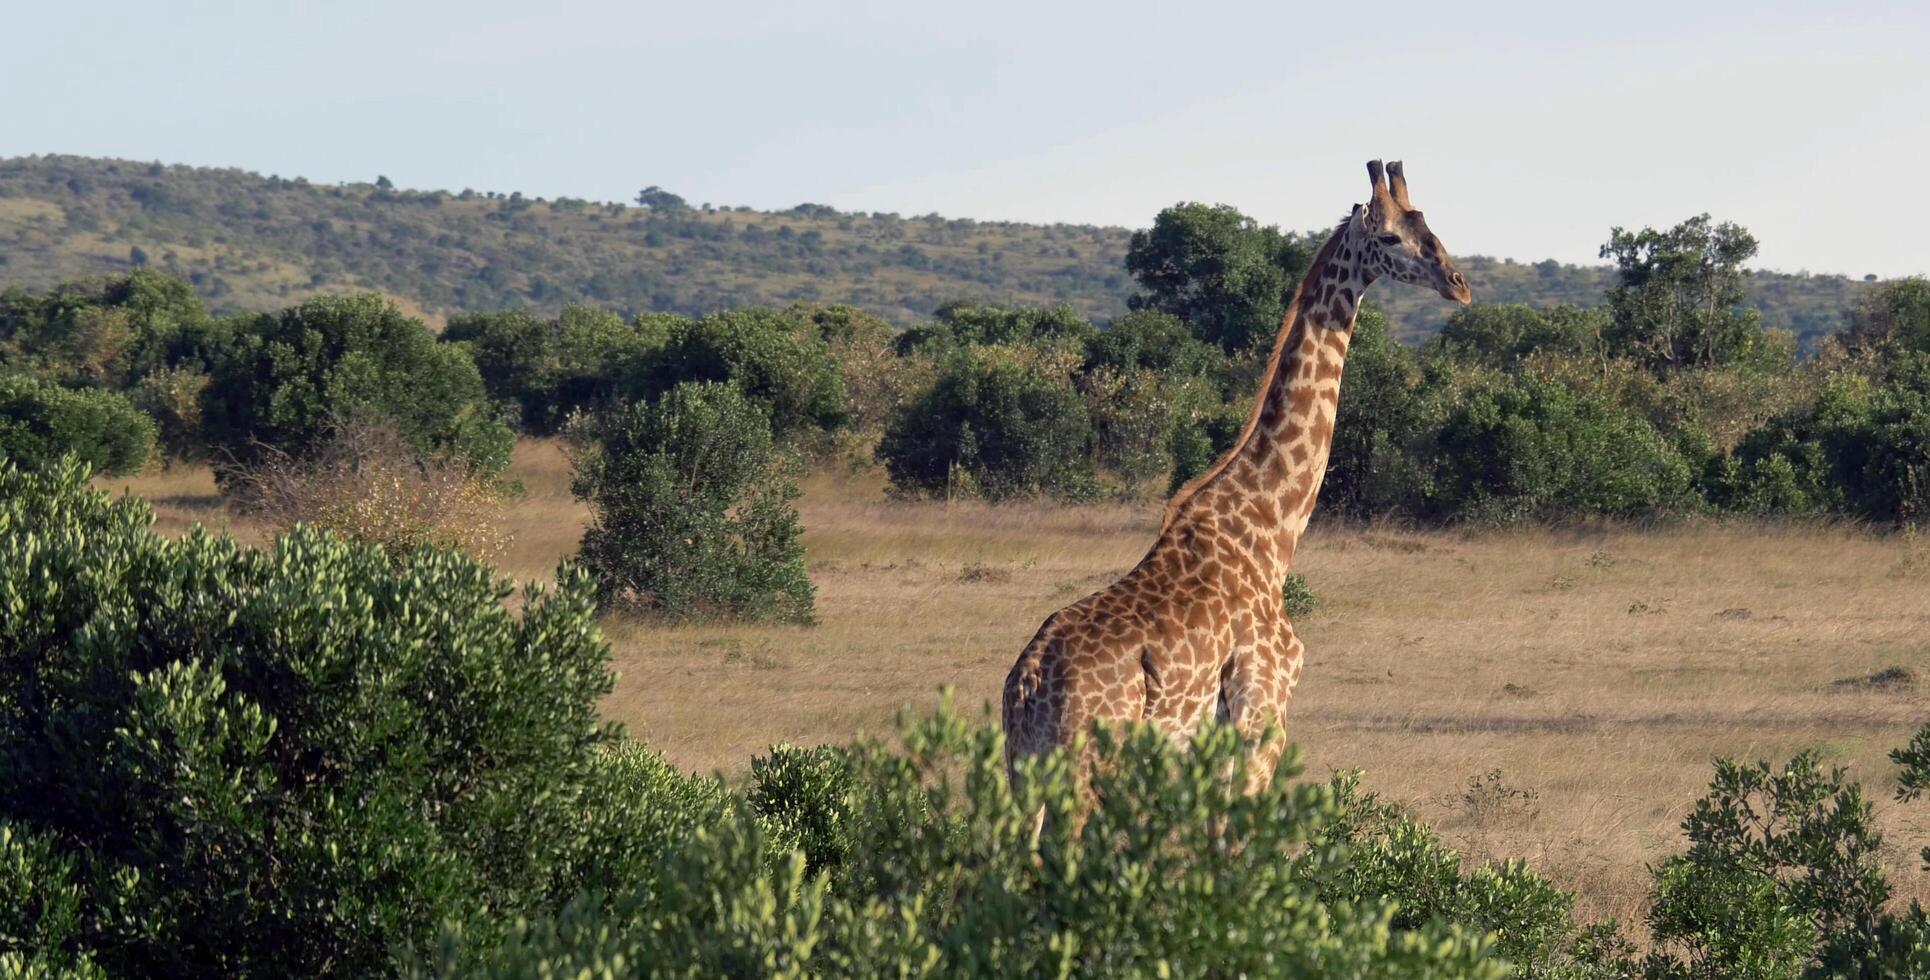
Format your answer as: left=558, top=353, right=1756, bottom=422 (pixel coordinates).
left=1215, top=620, right=1304, bottom=795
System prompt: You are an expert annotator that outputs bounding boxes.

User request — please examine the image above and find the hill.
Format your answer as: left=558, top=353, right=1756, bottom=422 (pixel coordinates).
left=0, top=154, right=1875, bottom=344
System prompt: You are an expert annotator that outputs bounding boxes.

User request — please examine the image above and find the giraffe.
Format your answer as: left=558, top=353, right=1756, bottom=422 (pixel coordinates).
left=1003, top=159, right=1471, bottom=796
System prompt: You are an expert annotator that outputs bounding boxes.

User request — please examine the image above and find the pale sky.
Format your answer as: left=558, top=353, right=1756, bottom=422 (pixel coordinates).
left=5, top=0, right=1927, bottom=277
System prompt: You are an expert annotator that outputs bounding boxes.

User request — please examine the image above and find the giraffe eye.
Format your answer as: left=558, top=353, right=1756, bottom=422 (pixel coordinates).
left=1376, top=235, right=1401, bottom=246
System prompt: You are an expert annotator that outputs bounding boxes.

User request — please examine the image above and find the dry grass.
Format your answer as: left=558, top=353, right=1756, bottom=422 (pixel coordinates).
left=109, top=439, right=1930, bottom=926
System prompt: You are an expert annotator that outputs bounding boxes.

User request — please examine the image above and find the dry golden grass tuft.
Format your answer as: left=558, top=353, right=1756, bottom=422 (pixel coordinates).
left=227, top=425, right=512, bottom=562
left=111, top=439, right=1930, bottom=926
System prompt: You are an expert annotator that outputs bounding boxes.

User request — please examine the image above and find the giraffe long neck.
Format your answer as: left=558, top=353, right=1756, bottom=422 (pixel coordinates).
left=1164, top=216, right=1374, bottom=582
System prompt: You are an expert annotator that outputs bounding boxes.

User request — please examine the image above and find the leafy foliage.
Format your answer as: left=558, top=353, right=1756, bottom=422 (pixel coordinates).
left=640, top=307, right=848, bottom=440
left=9, top=460, right=1930, bottom=977
left=1716, top=354, right=1930, bottom=522
left=1429, top=372, right=1697, bottom=524
left=878, top=345, right=1097, bottom=501
left=572, top=381, right=815, bottom=622
left=1637, top=749, right=1930, bottom=978
left=1124, top=202, right=1317, bottom=351
left=1847, top=276, right=1930, bottom=354
left=0, top=372, right=155, bottom=474
left=442, top=304, right=665, bottom=435
left=201, top=293, right=512, bottom=474
left=423, top=704, right=1508, bottom=978
left=1600, top=215, right=1763, bottom=372
left=1282, top=572, right=1319, bottom=619
left=0, top=459, right=614, bottom=977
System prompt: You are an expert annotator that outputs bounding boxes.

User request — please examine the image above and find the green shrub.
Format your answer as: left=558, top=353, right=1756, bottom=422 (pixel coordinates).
left=1283, top=572, right=1319, bottom=619
left=1083, top=308, right=1223, bottom=377
left=1324, top=306, right=1444, bottom=520
left=1719, top=355, right=1930, bottom=523
left=1166, top=398, right=1245, bottom=495
left=1427, top=303, right=1608, bottom=369
left=1430, top=373, right=1697, bottom=523
left=893, top=301, right=1097, bottom=355
left=127, top=363, right=213, bottom=459
left=202, top=293, right=512, bottom=476
left=1314, top=773, right=1607, bottom=977
left=552, top=740, right=739, bottom=900
left=0, top=459, right=616, bottom=977
left=1081, top=364, right=1177, bottom=497
left=1637, top=748, right=1930, bottom=978
left=748, top=743, right=859, bottom=874
left=0, top=373, right=155, bottom=475
left=642, top=307, right=847, bottom=440
left=442, top=305, right=665, bottom=435
left=878, top=345, right=1097, bottom=501
left=0, top=269, right=226, bottom=392
left=1847, top=276, right=1930, bottom=354
left=572, top=381, right=815, bottom=622
left=0, top=822, right=106, bottom=979
left=424, top=703, right=1505, bottom=978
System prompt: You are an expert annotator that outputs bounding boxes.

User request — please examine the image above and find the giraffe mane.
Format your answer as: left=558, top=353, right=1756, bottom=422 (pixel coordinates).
left=1158, top=216, right=1354, bottom=533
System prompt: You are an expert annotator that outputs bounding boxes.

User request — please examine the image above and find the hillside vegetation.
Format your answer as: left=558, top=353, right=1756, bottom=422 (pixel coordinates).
left=0, top=154, right=1877, bottom=344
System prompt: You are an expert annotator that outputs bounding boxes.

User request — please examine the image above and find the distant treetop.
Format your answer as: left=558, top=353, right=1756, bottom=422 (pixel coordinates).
left=635, top=185, right=688, bottom=210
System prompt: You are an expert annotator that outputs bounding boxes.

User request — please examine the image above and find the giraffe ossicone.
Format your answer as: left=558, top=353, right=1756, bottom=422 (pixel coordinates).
left=1002, top=159, right=1472, bottom=796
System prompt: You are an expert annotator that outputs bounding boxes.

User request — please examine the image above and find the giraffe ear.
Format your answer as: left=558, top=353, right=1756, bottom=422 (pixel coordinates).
left=1387, top=160, right=1413, bottom=210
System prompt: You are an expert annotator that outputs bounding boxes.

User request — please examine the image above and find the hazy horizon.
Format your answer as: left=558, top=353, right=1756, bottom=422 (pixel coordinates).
left=6, top=0, right=1926, bottom=278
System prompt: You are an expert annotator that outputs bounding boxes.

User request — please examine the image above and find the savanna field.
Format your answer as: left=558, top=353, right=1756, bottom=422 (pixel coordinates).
left=103, top=438, right=1930, bottom=929
left=11, top=171, right=1930, bottom=972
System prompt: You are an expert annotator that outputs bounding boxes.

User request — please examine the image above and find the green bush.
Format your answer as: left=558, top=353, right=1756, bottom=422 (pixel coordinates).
left=0, top=822, right=106, bottom=978
left=1165, top=397, right=1245, bottom=495
left=1847, top=276, right=1930, bottom=354
left=1429, top=373, right=1697, bottom=523
left=0, top=269, right=227, bottom=392
left=1282, top=572, right=1320, bottom=619
left=1082, top=308, right=1223, bottom=377
left=202, top=293, right=512, bottom=476
left=893, top=301, right=1097, bottom=355
left=1314, top=773, right=1611, bottom=977
left=442, top=305, right=665, bottom=435
left=642, top=307, right=847, bottom=440
left=572, top=381, right=815, bottom=622
left=748, top=743, right=859, bottom=874
left=1636, top=746, right=1930, bottom=978
left=1081, top=364, right=1178, bottom=497
left=0, top=459, right=616, bottom=977
left=423, top=704, right=1505, bottom=978
left=0, top=373, right=155, bottom=475
left=1427, top=303, right=1608, bottom=369
left=878, top=345, right=1097, bottom=501
left=1718, top=355, right=1930, bottom=523
left=12, top=461, right=1930, bottom=977
left=1323, top=306, right=1444, bottom=520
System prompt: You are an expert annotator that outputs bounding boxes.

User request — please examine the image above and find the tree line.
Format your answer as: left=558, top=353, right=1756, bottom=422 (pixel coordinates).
left=3, top=208, right=1929, bottom=630
left=0, top=154, right=1882, bottom=344
left=4, top=204, right=1930, bottom=533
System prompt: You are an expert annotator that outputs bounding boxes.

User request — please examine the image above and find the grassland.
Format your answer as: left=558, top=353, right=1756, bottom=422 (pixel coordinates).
left=103, top=439, right=1930, bottom=927
left=1, top=155, right=1876, bottom=344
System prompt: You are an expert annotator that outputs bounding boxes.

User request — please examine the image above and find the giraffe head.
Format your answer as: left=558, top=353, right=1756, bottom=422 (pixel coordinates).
left=1358, top=159, right=1471, bottom=305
